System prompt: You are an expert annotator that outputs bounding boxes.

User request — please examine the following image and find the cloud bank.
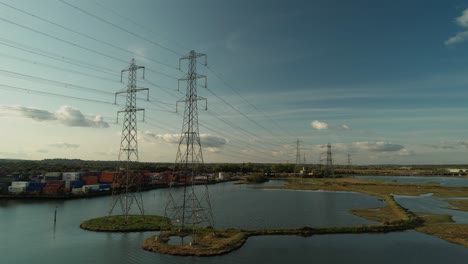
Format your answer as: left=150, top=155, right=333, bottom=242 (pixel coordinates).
left=4, top=105, right=109, bottom=128
left=353, top=141, right=404, bottom=152
left=427, top=140, right=468, bottom=149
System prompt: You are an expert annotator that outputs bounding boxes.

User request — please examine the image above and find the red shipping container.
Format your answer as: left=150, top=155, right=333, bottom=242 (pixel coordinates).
left=83, top=176, right=98, bottom=185
left=100, top=172, right=116, bottom=183
left=42, top=186, right=60, bottom=195
left=46, top=180, right=65, bottom=187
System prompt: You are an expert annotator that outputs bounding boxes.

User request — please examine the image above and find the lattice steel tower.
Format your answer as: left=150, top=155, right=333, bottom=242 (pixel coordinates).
left=294, top=139, right=302, bottom=177
left=326, top=143, right=334, bottom=177
left=165, top=50, right=213, bottom=229
left=109, top=58, right=148, bottom=223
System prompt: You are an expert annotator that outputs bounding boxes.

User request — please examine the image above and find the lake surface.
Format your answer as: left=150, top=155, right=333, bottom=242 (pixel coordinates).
left=1, top=180, right=468, bottom=263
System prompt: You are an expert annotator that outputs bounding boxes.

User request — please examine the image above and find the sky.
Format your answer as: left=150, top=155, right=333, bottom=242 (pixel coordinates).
left=1, top=0, right=468, bottom=165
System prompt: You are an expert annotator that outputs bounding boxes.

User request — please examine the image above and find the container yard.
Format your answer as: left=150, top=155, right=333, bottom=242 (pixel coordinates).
left=0, top=170, right=238, bottom=199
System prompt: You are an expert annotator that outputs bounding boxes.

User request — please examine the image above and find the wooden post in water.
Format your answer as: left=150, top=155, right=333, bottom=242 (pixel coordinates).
left=54, top=206, right=57, bottom=224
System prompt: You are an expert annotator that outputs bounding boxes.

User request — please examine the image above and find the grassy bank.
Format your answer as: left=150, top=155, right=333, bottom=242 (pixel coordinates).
left=443, top=200, right=468, bottom=212
left=80, top=215, right=171, bottom=232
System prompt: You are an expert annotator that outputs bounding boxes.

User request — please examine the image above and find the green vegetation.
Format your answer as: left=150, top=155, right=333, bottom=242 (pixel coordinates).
left=80, top=215, right=171, bottom=232
left=415, top=212, right=468, bottom=248
left=143, top=229, right=248, bottom=256
left=244, top=173, right=269, bottom=183
left=4, top=158, right=466, bottom=180
left=263, top=177, right=468, bottom=198
left=350, top=206, right=399, bottom=224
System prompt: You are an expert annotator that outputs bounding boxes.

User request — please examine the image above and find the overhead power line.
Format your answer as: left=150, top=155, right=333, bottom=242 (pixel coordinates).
left=206, top=65, right=297, bottom=139
left=59, top=0, right=183, bottom=56
left=0, top=1, right=178, bottom=71
left=92, top=0, right=190, bottom=53
left=0, top=16, right=179, bottom=80
left=0, top=83, right=173, bottom=113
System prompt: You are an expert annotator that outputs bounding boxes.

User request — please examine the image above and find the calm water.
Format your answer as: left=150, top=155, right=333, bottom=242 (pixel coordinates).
left=354, top=175, right=468, bottom=187
left=396, top=195, right=468, bottom=224
left=1, top=180, right=468, bottom=264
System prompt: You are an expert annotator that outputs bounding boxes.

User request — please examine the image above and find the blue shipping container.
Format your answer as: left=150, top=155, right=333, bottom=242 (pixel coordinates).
left=29, top=182, right=46, bottom=188
left=26, top=186, right=43, bottom=192
left=70, top=180, right=85, bottom=188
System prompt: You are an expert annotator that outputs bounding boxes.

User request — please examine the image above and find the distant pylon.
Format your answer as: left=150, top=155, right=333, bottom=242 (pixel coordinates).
left=108, top=58, right=149, bottom=223
left=326, top=143, right=334, bottom=177
left=294, top=139, right=302, bottom=177
left=165, top=50, right=213, bottom=229
left=347, top=153, right=352, bottom=168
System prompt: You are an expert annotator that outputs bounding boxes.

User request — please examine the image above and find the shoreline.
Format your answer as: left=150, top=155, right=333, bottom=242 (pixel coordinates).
left=0, top=179, right=238, bottom=200
left=81, top=186, right=424, bottom=257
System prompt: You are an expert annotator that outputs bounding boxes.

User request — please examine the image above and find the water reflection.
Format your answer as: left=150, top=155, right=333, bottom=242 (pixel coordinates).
left=1, top=181, right=467, bottom=264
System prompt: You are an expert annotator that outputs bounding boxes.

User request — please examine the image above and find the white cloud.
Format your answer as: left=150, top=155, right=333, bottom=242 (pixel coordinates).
left=143, top=132, right=227, bottom=148
left=205, top=147, right=221, bottom=153
left=445, top=30, right=468, bottom=45
left=272, top=151, right=285, bottom=157
left=445, top=9, right=468, bottom=45
left=456, top=9, right=468, bottom=27
left=340, top=124, right=351, bottom=130
left=48, top=143, right=80, bottom=149
left=6, top=105, right=56, bottom=121
left=427, top=140, right=468, bottom=149
left=2, top=105, right=109, bottom=128
left=353, top=141, right=404, bottom=152
left=55, top=106, right=109, bottom=128
left=398, top=149, right=415, bottom=156
left=311, top=120, right=329, bottom=130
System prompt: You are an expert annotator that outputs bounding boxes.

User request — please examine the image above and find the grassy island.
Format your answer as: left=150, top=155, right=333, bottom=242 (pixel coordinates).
left=80, top=215, right=171, bottom=232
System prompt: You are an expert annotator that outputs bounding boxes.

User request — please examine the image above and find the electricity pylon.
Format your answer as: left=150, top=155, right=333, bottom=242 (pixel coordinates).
left=108, top=58, right=148, bottom=223
left=294, top=139, right=302, bottom=177
left=326, top=143, right=334, bottom=177
left=165, top=50, right=214, bottom=230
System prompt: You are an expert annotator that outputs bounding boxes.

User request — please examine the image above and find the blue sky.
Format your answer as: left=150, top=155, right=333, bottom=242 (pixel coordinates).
left=1, top=0, right=468, bottom=165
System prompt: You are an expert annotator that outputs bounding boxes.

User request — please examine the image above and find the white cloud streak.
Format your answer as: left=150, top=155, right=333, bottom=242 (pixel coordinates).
left=445, top=9, right=468, bottom=45
left=143, top=132, right=228, bottom=148
left=353, top=141, right=404, bottom=152
left=340, top=124, right=351, bottom=130
left=3, top=105, right=109, bottom=128
left=427, top=140, right=468, bottom=150
left=48, top=143, right=80, bottom=149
